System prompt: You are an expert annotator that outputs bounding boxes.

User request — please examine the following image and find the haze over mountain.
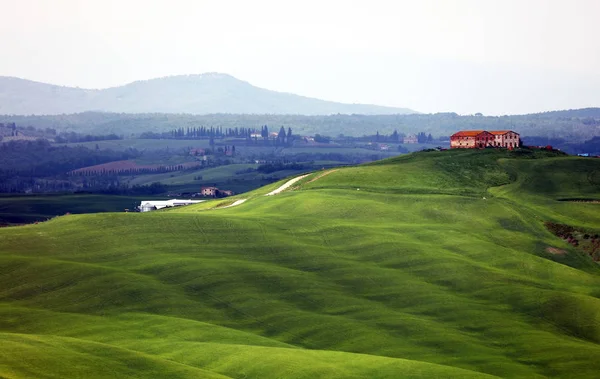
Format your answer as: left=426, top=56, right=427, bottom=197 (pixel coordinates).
left=0, top=73, right=415, bottom=116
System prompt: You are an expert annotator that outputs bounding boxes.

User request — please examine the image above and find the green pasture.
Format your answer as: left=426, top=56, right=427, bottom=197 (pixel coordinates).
left=1, top=149, right=600, bottom=378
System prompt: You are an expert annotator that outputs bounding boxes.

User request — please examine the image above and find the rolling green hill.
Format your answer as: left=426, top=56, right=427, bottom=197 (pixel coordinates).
left=1, top=149, right=599, bottom=378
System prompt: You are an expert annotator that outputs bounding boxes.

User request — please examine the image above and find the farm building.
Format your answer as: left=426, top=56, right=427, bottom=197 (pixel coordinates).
left=200, top=187, right=234, bottom=197
left=138, top=199, right=204, bottom=212
left=451, top=130, right=520, bottom=149
left=489, top=130, right=521, bottom=148
left=201, top=187, right=218, bottom=196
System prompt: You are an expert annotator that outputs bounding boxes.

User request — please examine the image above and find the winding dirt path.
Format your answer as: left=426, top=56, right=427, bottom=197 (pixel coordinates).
left=304, top=169, right=339, bottom=185
left=213, top=171, right=332, bottom=209
left=219, top=199, right=248, bottom=208
left=265, top=174, right=310, bottom=196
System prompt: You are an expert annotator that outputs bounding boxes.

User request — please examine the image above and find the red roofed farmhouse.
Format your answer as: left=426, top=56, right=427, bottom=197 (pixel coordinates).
left=450, top=130, right=520, bottom=149
left=450, top=130, right=495, bottom=149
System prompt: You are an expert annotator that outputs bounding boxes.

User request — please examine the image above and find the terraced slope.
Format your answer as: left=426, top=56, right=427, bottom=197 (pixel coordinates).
left=1, top=149, right=600, bottom=378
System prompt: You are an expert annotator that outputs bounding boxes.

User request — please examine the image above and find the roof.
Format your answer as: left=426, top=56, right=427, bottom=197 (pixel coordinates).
left=489, top=130, right=518, bottom=135
left=451, top=130, right=489, bottom=137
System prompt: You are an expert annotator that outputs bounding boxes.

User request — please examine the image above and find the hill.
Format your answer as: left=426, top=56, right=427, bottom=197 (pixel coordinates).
left=532, top=108, right=600, bottom=119
left=1, top=149, right=600, bottom=378
left=2, top=110, right=599, bottom=141
left=0, top=74, right=415, bottom=116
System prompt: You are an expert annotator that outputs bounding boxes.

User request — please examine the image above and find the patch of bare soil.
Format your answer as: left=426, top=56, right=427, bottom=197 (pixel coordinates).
left=546, top=247, right=567, bottom=255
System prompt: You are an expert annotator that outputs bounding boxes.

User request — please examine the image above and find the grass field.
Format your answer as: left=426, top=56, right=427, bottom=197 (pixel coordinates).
left=1, top=149, right=600, bottom=378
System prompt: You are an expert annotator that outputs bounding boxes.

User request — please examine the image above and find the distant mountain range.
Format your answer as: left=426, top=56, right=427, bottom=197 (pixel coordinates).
left=0, top=73, right=415, bottom=116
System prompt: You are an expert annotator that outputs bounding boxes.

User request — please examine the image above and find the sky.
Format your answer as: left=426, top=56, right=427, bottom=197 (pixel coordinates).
left=0, top=0, right=599, bottom=115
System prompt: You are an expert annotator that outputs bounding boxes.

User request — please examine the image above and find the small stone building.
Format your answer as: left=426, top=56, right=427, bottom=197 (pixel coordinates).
left=201, top=187, right=218, bottom=196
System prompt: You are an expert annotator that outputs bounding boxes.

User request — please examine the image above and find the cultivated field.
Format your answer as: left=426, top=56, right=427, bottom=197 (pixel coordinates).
left=69, top=160, right=202, bottom=175
left=1, top=149, right=599, bottom=378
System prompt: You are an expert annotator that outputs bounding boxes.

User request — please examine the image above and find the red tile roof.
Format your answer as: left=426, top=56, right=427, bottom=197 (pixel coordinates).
left=451, top=130, right=488, bottom=137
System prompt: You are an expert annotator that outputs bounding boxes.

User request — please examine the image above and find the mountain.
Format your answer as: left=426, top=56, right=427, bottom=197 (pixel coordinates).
left=1, top=149, right=600, bottom=378
left=0, top=73, right=415, bottom=115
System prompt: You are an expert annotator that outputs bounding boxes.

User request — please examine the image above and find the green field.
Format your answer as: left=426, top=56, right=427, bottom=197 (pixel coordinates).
left=1, top=149, right=600, bottom=378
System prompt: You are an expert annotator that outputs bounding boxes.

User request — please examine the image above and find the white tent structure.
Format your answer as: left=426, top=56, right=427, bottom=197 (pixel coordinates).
left=138, top=199, right=204, bottom=212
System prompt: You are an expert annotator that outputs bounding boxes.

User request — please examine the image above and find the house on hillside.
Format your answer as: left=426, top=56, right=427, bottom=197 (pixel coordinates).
left=489, top=130, right=521, bottom=148
left=201, top=186, right=218, bottom=196
left=450, top=130, right=495, bottom=149
left=200, top=186, right=234, bottom=197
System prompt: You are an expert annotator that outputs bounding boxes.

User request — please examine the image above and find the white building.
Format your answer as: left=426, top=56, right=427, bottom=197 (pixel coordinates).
left=139, top=199, right=205, bottom=212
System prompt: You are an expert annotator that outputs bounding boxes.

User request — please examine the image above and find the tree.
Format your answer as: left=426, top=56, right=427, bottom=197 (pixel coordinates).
left=261, top=125, right=269, bottom=139
left=287, top=127, right=294, bottom=146
left=314, top=134, right=330, bottom=143
left=277, top=126, right=286, bottom=146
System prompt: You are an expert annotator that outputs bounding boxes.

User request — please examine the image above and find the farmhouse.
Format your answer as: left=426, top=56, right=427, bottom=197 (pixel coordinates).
left=200, top=186, right=234, bottom=197
left=201, top=187, right=218, bottom=196
left=451, top=130, right=520, bottom=149
left=489, top=130, right=521, bottom=148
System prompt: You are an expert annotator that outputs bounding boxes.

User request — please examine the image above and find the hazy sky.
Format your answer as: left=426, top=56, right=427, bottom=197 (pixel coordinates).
left=0, top=0, right=598, bottom=115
